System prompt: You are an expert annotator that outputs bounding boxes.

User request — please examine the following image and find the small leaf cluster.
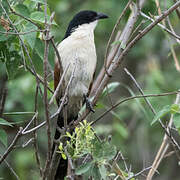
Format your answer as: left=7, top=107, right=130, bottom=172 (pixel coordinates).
left=58, top=120, right=117, bottom=179
left=152, top=103, right=180, bottom=133
left=0, top=0, right=57, bottom=80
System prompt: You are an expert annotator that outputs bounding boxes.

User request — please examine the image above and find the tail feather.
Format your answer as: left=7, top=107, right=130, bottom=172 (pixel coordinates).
left=53, top=113, right=77, bottom=180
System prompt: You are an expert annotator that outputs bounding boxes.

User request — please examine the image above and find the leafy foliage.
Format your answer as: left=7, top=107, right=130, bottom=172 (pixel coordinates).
left=0, top=0, right=180, bottom=179
left=58, top=120, right=117, bottom=179
left=151, top=104, right=180, bottom=126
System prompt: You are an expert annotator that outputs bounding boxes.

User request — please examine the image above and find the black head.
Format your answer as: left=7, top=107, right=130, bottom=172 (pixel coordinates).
left=64, top=10, right=108, bottom=39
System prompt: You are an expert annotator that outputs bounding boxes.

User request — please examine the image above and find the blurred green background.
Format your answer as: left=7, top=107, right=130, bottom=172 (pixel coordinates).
left=0, top=0, right=180, bottom=179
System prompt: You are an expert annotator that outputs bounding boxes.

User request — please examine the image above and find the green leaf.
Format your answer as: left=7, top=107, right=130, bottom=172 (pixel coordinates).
left=0, top=129, right=7, bottom=147
left=0, top=118, right=13, bottom=127
left=34, top=38, right=44, bottom=60
left=113, top=123, right=128, bottom=139
left=173, top=115, right=180, bottom=129
left=92, top=140, right=103, bottom=160
left=14, top=4, right=30, bottom=17
left=111, top=40, right=121, bottom=46
left=102, top=82, right=120, bottom=97
left=102, top=142, right=117, bottom=161
left=119, top=82, right=150, bottom=121
left=151, top=105, right=171, bottom=125
left=120, top=42, right=126, bottom=49
left=75, top=162, right=92, bottom=175
left=5, top=51, right=20, bottom=79
left=0, top=27, right=12, bottom=42
left=95, top=102, right=105, bottom=109
left=91, top=164, right=101, bottom=180
left=61, top=153, right=67, bottom=160
left=30, top=11, right=57, bottom=25
left=111, top=40, right=126, bottom=49
left=170, top=104, right=180, bottom=114
left=22, top=22, right=37, bottom=49
left=93, top=141, right=116, bottom=161
left=99, top=165, right=107, bottom=180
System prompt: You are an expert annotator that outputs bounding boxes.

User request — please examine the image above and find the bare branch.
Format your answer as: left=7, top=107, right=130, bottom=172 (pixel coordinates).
left=6, top=0, right=40, bottom=28
left=126, top=166, right=157, bottom=180
left=49, top=63, right=70, bottom=105
left=146, top=92, right=180, bottom=180
left=42, top=1, right=52, bottom=177
left=92, top=90, right=180, bottom=126
left=140, top=12, right=180, bottom=42
left=33, top=86, right=43, bottom=176
left=0, top=127, right=23, bottom=164
left=0, top=155, right=20, bottom=180
left=104, top=0, right=132, bottom=72
left=0, top=29, right=45, bottom=35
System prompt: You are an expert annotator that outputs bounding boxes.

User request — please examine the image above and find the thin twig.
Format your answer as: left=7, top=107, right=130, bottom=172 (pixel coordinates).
left=42, top=2, right=52, bottom=178
left=0, top=127, right=23, bottom=164
left=33, top=86, right=43, bottom=176
left=0, top=1, right=49, bottom=97
left=89, top=1, right=180, bottom=124
left=48, top=64, right=76, bottom=180
left=126, top=166, right=156, bottom=180
left=0, top=88, right=7, bottom=117
left=104, top=0, right=132, bottom=71
left=123, top=68, right=180, bottom=179
left=124, top=68, right=180, bottom=148
left=0, top=155, right=20, bottom=180
left=22, top=138, right=34, bottom=148
left=140, top=12, right=180, bottom=42
left=22, top=112, right=38, bottom=134
left=92, top=90, right=180, bottom=125
left=0, top=29, right=45, bottom=35
left=146, top=92, right=180, bottom=180
left=6, top=0, right=40, bottom=28
left=26, top=66, right=54, bottom=94
left=91, top=2, right=140, bottom=96
left=173, top=0, right=180, bottom=19
left=49, top=63, right=70, bottom=105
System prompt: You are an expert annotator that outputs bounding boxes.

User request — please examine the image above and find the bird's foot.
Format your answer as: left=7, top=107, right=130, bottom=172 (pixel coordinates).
left=83, top=94, right=95, bottom=113
left=59, top=96, right=68, bottom=106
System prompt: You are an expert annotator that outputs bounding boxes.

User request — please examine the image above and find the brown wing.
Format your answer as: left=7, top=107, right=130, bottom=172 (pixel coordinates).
left=54, top=60, right=62, bottom=105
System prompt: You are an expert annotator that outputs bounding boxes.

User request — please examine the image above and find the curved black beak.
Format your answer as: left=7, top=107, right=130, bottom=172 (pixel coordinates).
left=96, top=12, right=108, bottom=20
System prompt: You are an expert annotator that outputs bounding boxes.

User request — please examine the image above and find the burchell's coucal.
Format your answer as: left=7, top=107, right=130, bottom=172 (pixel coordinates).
left=53, top=10, right=108, bottom=180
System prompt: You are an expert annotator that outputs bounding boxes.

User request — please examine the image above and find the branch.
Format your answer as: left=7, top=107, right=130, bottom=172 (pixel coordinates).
left=48, top=62, right=77, bottom=180
left=0, top=155, right=20, bottom=180
left=0, top=127, right=23, bottom=164
left=42, top=3, right=53, bottom=178
left=146, top=92, right=180, bottom=180
left=140, top=11, right=180, bottom=41
left=82, top=0, right=180, bottom=127
left=104, top=0, right=132, bottom=73
left=33, top=86, right=43, bottom=176
left=91, top=0, right=139, bottom=95
left=1, top=1, right=53, bottom=97
left=49, top=63, right=70, bottom=105
left=6, top=0, right=40, bottom=29
left=122, top=68, right=180, bottom=179
left=0, top=29, right=45, bottom=35
left=126, top=166, right=157, bottom=180
left=92, top=90, right=180, bottom=125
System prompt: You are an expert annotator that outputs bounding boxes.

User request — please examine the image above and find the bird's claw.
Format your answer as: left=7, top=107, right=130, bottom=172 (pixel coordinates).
left=83, top=94, right=95, bottom=113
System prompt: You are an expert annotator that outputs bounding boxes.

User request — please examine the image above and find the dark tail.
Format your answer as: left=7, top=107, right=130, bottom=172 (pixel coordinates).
left=53, top=113, right=77, bottom=180
left=53, top=114, right=68, bottom=180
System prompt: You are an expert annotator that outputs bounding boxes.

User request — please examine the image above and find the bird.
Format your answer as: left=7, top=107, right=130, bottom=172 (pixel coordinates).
left=53, top=10, right=108, bottom=180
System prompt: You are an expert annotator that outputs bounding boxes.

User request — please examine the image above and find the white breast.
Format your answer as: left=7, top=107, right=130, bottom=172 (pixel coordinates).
left=57, top=22, right=97, bottom=99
